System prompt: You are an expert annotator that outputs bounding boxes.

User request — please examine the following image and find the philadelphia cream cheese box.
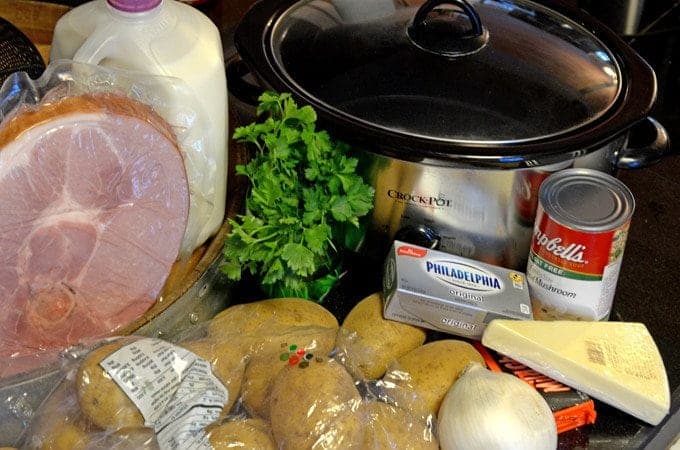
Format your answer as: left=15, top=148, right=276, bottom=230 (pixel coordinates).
left=382, top=241, right=533, bottom=339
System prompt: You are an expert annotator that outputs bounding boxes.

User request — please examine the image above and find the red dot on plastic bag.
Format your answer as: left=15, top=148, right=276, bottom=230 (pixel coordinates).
left=296, top=348, right=306, bottom=356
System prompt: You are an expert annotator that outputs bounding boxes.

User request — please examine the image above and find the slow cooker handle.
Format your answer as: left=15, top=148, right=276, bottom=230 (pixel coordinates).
left=226, top=57, right=266, bottom=108
left=408, top=0, right=489, bottom=57
left=616, top=117, right=671, bottom=169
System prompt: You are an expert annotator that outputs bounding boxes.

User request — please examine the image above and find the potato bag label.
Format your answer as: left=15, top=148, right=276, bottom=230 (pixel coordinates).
left=100, top=338, right=228, bottom=450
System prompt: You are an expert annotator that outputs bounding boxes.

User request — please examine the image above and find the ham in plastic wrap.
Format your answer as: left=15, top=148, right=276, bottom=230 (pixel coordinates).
left=0, top=65, right=191, bottom=378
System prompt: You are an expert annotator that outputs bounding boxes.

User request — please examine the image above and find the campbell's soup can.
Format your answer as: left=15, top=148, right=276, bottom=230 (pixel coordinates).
left=526, top=168, right=635, bottom=321
left=511, top=161, right=572, bottom=225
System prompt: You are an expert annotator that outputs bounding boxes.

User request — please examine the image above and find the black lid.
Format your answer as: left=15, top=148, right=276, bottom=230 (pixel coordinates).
left=271, top=0, right=621, bottom=142
left=235, top=0, right=657, bottom=166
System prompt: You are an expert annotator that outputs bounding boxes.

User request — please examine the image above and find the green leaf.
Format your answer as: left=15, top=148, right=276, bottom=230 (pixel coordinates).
left=327, top=176, right=342, bottom=196
left=262, top=257, right=285, bottom=285
left=309, top=272, right=340, bottom=303
left=341, top=220, right=366, bottom=251
left=330, top=196, right=354, bottom=222
left=296, top=105, right=317, bottom=124
left=256, top=91, right=284, bottom=117
left=223, top=91, right=375, bottom=301
left=304, top=223, right=331, bottom=255
left=266, top=276, right=308, bottom=299
left=281, top=243, right=316, bottom=277
left=232, top=123, right=256, bottom=141
left=346, top=182, right=376, bottom=217
left=219, top=259, right=242, bottom=280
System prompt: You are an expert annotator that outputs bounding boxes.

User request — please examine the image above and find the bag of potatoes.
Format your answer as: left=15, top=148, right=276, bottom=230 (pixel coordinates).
left=14, top=295, right=484, bottom=449
left=16, top=334, right=248, bottom=449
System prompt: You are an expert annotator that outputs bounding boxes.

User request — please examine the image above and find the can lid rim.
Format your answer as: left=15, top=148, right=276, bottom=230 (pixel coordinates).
left=539, top=169, right=635, bottom=232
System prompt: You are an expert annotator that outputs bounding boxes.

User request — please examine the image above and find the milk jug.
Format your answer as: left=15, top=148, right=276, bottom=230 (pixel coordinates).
left=50, top=0, right=227, bottom=255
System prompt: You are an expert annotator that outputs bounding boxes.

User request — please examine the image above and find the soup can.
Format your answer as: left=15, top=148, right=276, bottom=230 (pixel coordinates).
left=526, top=168, right=635, bottom=320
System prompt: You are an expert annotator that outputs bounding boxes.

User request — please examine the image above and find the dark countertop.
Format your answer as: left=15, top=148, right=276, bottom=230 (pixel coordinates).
left=612, top=3, right=680, bottom=392
left=593, top=3, right=680, bottom=447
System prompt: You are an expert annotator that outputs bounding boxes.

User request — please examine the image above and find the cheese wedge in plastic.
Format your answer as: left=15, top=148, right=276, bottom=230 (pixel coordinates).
left=481, top=320, right=670, bottom=426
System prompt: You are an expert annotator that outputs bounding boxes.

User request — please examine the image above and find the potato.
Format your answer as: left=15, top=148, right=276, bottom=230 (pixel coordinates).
left=207, top=298, right=339, bottom=349
left=383, top=339, right=484, bottom=418
left=336, top=292, right=426, bottom=379
left=241, top=326, right=337, bottom=418
left=246, top=324, right=338, bottom=359
left=76, top=340, right=144, bottom=430
left=27, top=375, right=93, bottom=449
left=360, top=400, right=438, bottom=450
left=206, top=418, right=276, bottom=450
left=269, top=358, right=364, bottom=449
left=181, top=338, right=247, bottom=415
left=39, top=422, right=90, bottom=450
left=240, top=358, right=279, bottom=418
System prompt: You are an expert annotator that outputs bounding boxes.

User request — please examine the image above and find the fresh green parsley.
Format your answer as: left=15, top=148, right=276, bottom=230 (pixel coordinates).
left=220, top=92, right=375, bottom=302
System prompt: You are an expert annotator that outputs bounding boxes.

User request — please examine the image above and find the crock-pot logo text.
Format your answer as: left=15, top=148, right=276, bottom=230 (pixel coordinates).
left=533, top=229, right=586, bottom=263
left=388, top=190, right=451, bottom=208
left=426, top=260, right=502, bottom=292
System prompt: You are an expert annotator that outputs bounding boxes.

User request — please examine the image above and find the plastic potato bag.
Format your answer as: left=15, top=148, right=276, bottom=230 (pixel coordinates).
left=18, top=334, right=245, bottom=449
left=10, top=297, right=440, bottom=449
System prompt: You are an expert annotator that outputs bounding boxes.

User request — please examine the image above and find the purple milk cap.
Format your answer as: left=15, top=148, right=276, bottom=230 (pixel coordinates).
left=107, top=0, right=162, bottom=12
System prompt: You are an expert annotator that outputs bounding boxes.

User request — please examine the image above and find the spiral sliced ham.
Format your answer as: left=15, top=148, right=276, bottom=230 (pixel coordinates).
left=0, top=93, right=189, bottom=378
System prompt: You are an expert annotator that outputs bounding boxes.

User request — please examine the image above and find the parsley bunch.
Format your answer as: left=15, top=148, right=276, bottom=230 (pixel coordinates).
left=220, top=92, right=375, bottom=302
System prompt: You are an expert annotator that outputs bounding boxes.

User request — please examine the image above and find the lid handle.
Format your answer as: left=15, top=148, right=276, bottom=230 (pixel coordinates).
left=408, top=0, right=488, bottom=57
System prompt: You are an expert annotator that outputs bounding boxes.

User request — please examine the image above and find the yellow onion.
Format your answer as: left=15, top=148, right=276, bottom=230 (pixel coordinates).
left=438, top=362, right=557, bottom=450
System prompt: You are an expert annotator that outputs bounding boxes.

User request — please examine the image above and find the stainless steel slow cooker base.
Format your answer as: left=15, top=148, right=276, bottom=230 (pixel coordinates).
left=359, top=135, right=628, bottom=270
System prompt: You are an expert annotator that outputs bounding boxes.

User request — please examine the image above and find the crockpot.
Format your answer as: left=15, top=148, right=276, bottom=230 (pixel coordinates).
left=227, top=0, right=671, bottom=270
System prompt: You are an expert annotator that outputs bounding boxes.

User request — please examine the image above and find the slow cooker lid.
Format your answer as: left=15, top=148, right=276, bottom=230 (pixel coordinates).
left=268, top=0, right=621, bottom=144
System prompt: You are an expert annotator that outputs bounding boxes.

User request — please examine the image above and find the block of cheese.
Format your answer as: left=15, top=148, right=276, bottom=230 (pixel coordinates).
left=481, top=320, right=670, bottom=426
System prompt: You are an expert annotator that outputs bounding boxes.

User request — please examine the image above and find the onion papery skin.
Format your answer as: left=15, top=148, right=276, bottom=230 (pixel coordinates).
left=438, top=363, right=557, bottom=450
